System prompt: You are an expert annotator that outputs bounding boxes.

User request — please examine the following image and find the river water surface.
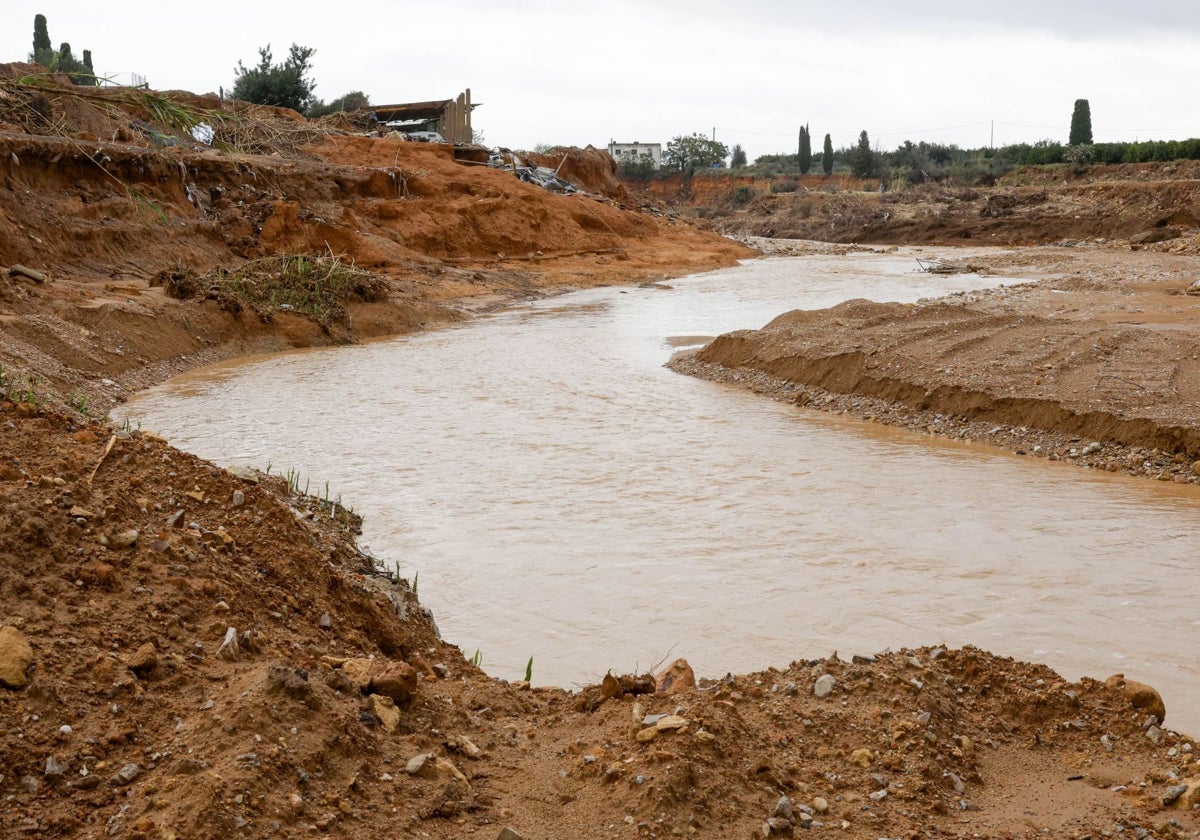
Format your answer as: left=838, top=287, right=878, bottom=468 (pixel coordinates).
left=118, top=250, right=1200, bottom=734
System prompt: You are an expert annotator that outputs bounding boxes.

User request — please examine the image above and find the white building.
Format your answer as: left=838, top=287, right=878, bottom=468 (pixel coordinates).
left=608, top=141, right=662, bottom=169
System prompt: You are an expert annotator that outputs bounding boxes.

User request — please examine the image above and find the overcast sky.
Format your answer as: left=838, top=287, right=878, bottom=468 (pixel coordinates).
left=6, top=2, right=1200, bottom=160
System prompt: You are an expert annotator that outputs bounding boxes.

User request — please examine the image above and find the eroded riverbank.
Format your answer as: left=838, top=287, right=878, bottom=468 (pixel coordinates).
left=673, top=237, right=1200, bottom=484
left=117, top=248, right=1200, bottom=741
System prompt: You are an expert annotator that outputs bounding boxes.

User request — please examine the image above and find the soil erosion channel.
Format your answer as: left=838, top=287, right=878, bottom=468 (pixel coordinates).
left=117, top=249, right=1200, bottom=734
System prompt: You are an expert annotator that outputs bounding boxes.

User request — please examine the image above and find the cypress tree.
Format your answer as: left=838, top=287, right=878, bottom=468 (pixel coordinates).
left=822, top=133, right=834, bottom=175
left=850, top=130, right=875, bottom=177
left=1069, top=99, right=1093, bottom=145
left=798, top=124, right=812, bottom=175
left=32, top=14, right=53, bottom=65
left=82, top=49, right=96, bottom=85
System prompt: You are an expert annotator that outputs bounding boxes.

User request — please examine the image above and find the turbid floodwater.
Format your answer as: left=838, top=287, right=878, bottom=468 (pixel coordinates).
left=117, top=249, right=1200, bottom=734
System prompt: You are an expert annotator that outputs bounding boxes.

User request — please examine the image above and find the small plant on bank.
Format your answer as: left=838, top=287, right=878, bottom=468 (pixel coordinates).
left=154, top=252, right=388, bottom=332
left=0, top=366, right=41, bottom=406
left=524, top=656, right=534, bottom=683
left=732, top=185, right=756, bottom=206
left=471, top=649, right=483, bottom=667
left=67, top=390, right=88, bottom=415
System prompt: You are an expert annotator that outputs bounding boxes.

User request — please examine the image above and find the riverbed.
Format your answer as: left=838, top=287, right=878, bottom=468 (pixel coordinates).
left=117, top=249, right=1200, bottom=733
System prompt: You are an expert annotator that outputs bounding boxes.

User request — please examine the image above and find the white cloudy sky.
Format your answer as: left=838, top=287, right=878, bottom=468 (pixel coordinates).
left=5, top=1, right=1199, bottom=159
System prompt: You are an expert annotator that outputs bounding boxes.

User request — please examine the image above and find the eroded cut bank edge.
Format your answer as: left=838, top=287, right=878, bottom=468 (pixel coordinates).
left=668, top=354, right=1200, bottom=486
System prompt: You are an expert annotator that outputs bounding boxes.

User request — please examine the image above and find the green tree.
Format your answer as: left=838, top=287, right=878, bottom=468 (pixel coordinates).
left=850, top=130, right=875, bottom=177
left=730, top=143, right=747, bottom=168
left=231, top=44, right=318, bottom=114
left=617, top=153, right=657, bottom=181
left=308, top=90, right=370, bottom=117
left=798, top=124, right=812, bottom=174
left=822, top=133, right=834, bottom=175
left=663, top=133, right=729, bottom=171
left=31, top=14, right=52, bottom=64
left=1069, top=98, right=1093, bottom=146
left=55, top=42, right=91, bottom=85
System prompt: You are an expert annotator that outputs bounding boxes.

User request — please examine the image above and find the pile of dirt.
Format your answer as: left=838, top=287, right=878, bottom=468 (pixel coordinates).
left=523, top=145, right=627, bottom=198
left=3, top=401, right=1199, bottom=839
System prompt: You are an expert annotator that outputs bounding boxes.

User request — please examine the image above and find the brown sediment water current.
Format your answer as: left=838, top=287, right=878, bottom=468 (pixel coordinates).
left=117, top=250, right=1200, bottom=733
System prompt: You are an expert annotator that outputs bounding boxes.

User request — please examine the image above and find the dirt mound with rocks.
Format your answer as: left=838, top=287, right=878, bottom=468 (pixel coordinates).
left=3, top=400, right=1198, bottom=838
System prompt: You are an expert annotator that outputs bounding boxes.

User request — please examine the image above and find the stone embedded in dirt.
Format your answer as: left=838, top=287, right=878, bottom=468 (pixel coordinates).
left=1168, top=779, right=1200, bottom=810
left=849, top=748, right=873, bottom=767
left=655, top=715, right=689, bottom=732
left=231, top=489, right=245, bottom=507
left=812, top=797, right=829, bottom=813
left=406, top=753, right=436, bottom=778
left=340, top=657, right=375, bottom=691
left=318, top=612, right=332, bottom=630
left=813, top=674, right=836, bottom=699
left=107, top=529, right=139, bottom=549
left=435, top=757, right=469, bottom=785
left=655, top=658, right=696, bottom=695
left=43, top=756, right=67, bottom=777
left=164, top=510, right=184, bottom=527
left=773, top=796, right=795, bottom=825
left=446, top=735, right=483, bottom=758
left=215, top=627, right=240, bottom=661
left=0, top=625, right=35, bottom=689
left=371, top=660, right=418, bottom=704
left=126, top=642, right=157, bottom=677
left=497, top=828, right=525, bottom=840
left=1164, top=783, right=1190, bottom=806
left=112, top=763, right=140, bottom=786
left=635, top=726, right=659, bottom=743
left=1106, top=673, right=1167, bottom=722
left=228, top=466, right=260, bottom=483
left=369, top=694, right=400, bottom=733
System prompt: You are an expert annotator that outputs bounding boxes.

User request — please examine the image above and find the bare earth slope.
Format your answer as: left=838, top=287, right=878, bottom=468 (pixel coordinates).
left=3, top=69, right=1200, bottom=838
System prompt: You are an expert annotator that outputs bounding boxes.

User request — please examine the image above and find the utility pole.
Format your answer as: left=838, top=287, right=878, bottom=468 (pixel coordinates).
left=990, top=120, right=994, bottom=149
left=712, top=126, right=716, bottom=141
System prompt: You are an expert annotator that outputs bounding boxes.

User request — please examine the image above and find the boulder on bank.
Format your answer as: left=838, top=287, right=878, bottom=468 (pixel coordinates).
left=1107, top=673, right=1166, bottom=723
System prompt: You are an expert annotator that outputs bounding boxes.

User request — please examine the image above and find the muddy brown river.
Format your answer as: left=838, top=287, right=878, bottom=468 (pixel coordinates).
left=117, top=250, right=1200, bottom=734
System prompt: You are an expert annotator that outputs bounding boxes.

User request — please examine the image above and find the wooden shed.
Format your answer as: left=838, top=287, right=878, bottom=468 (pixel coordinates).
left=368, top=89, right=476, bottom=144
